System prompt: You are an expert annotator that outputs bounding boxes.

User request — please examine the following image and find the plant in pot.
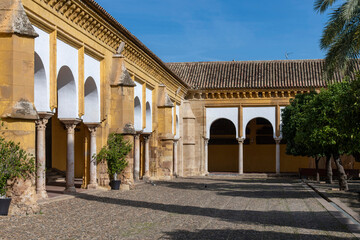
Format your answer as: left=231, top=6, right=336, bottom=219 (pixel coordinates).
left=96, top=133, right=132, bottom=190
left=0, top=136, right=35, bottom=215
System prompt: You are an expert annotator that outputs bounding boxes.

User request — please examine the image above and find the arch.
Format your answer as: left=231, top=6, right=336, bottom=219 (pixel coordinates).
left=57, top=66, right=77, bottom=118
left=145, top=101, right=152, bottom=132
left=208, top=118, right=238, bottom=172
left=34, top=52, right=49, bottom=112
left=242, top=107, right=276, bottom=138
left=206, top=107, right=238, bottom=138
left=134, top=96, right=142, bottom=130
left=243, top=117, right=276, bottom=172
left=83, top=77, right=100, bottom=123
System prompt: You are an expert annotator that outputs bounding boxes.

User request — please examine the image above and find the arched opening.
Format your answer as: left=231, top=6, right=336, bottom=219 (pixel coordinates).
left=134, top=97, right=142, bottom=130
left=244, top=117, right=276, bottom=172
left=34, top=52, right=48, bottom=112
left=57, top=66, right=77, bottom=118
left=208, top=118, right=238, bottom=172
left=145, top=102, right=151, bottom=132
left=83, top=77, right=99, bottom=123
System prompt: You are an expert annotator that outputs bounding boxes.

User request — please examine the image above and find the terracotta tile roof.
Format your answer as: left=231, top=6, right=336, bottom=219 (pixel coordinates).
left=166, top=60, right=351, bottom=90
left=82, top=0, right=190, bottom=88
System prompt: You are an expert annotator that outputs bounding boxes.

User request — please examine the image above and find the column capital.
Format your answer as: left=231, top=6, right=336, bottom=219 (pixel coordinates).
left=143, top=133, right=151, bottom=142
left=274, top=137, right=282, bottom=144
left=173, top=137, right=180, bottom=143
left=236, top=137, right=245, bottom=143
left=203, top=137, right=209, bottom=142
left=85, top=123, right=101, bottom=137
left=36, top=112, right=54, bottom=130
left=60, top=119, right=81, bottom=134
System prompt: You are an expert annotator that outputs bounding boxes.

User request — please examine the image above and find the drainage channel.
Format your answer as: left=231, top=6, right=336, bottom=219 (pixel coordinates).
left=305, top=181, right=360, bottom=227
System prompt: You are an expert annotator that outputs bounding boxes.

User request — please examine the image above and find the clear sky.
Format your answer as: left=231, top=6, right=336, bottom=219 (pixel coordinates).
left=95, top=0, right=328, bottom=63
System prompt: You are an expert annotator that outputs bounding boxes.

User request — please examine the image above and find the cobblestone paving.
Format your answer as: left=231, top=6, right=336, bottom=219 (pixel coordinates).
left=0, top=177, right=357, bottom=239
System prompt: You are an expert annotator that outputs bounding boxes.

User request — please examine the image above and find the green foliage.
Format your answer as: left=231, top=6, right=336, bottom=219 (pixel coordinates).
left=0, top=136, right=35, bottom=197
left=96, top=133, right=132, bottom=179
left=314, top=0, right=360, bottom=77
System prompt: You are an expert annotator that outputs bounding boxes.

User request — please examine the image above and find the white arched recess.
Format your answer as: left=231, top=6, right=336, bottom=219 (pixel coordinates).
left=34, top=26, right=50, bottom=112
left=134, top=81, right=143, bottom=131
left=83, top=54, right=101, bottom=123
left=279, top=106, right=285, bottom=138
left=206, top=107, right=239, bottom=138
left=144, top=87, right=152, bottom=132
left=242, top=107, right=276, bottom=138
left=57, top=39, right=78, bottom=118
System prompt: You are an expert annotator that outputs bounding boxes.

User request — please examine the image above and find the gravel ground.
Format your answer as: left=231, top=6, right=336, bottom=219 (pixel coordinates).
left=0, top=177, right=357, bottom=240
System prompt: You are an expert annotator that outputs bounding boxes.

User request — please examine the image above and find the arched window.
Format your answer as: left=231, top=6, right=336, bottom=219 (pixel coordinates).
left=57, top=66, right=77, bottom=118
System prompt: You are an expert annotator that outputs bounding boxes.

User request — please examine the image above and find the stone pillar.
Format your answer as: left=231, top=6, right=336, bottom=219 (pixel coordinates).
left=203, top=138, right=209, bottom=175
left=134, top=132, right=141, bottom=181
left=35, top=112, right=53, bottom=199
left=61, top=119, right=81, bottom=193
left=143, top=133, right=151, bottom=179
left=86, top=123, right=100, bottom=189
left=173, top=138, right=179, bottom=177
left=275, top=137, right=282, bottom=174
left=237, top=138, right=245, bottom=174
left=182, top=101, right=196, bottom=176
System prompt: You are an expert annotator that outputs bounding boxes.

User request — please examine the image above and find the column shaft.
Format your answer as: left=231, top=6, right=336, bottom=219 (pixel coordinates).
left=237, top=138, right=244, bottom=174
left=275, top=137, right=281, bottom=174
left=35, top=117, right=49, bottom=199
left=144, top=135, right=150, bottom=178
left=87, top=124, right=99, bottom=189
left=204, top=138, right=209, bottom=175
left=62, top=120, right=80, bottom=193
left=134, top=134, right=140, bottom=181
left=173, top=140, right=179, bottom=177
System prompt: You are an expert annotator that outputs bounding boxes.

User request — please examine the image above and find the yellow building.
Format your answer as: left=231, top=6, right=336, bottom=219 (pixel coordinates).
left=1, top=0, right=358, bottom=199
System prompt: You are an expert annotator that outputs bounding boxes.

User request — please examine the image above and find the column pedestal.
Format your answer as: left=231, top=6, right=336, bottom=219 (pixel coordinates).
left=86, top=123, right=100, bottom=189
left=274, top=137, right=282, bottom=174
left=237, top=138, right=245, bottom=175
left=35, top=112, right=53, bottom=199
left=61, top=119, right=81, bottom=193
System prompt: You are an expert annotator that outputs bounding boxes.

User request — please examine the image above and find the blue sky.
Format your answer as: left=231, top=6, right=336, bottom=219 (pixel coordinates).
left=95, top=0, right=328, bottom=62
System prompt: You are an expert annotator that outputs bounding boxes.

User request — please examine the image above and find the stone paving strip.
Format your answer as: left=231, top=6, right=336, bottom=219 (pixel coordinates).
left=0, top=177, right=358, bottom=239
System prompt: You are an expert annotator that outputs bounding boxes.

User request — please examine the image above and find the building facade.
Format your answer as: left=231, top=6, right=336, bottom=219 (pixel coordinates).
left=1, top=0, right=359, bottom=200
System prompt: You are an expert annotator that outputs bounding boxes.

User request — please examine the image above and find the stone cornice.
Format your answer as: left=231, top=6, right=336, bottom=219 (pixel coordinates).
left=186, top=88, right=318, bottom=100
left=28, top=0, right=188, bottom=96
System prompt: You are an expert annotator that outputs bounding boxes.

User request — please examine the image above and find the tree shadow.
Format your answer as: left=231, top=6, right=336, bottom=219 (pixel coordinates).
left=161, top=228, right=356, bottom=240
left=74, top=192, right=354, bottom=234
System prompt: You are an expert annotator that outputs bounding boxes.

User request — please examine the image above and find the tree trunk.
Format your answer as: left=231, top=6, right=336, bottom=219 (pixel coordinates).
left=315, top=156, right=320, bottom=183
left=326, top=155, right=333, bottom=184
left=333, top=154, right=349, bottom=191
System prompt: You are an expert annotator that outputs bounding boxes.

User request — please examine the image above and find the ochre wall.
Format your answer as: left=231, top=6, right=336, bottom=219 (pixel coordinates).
left=208, top=145, right=238, bottom=172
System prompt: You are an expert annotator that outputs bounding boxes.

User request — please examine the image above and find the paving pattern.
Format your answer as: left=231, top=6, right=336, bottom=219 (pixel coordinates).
left=0, top=177, right=357, bottom=239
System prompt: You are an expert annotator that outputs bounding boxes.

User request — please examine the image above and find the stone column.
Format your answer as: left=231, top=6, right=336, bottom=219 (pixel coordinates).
left=61, top=119, right=81, bottom=193
left=143, top=133, right=151, bottom=179
left=173, top=138, right=179, bottom=177
left=274, top=137, right=282, bottom=174
left=203, top=137, right=209, bottom=175
left=35, top=112, right=53, bottom=199
left=134, top=132, right=141, bottom=181
left=237, top=138, right=245, bottom=174
left=86, top=123, right=100, bottom=189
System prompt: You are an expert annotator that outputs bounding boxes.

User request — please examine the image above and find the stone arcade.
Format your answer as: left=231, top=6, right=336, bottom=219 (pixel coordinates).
left=1, top=0, right=359, bottom=204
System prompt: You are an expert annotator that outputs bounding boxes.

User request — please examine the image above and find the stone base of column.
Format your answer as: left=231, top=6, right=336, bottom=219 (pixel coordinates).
left=36, top=190, right=48, bottom=199
left=64, top=187, right=76, bottom=193
left=87, top=183, right=98, bottom=189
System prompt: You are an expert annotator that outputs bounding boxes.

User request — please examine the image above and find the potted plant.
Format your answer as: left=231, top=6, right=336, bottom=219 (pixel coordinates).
left=96, top=133, right=132, bottom=190
left=0, top=136, right=35, bottom=215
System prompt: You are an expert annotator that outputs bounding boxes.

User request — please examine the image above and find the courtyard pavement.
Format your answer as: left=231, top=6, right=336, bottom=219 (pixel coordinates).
left=0, top=177, right=358, bottom=239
